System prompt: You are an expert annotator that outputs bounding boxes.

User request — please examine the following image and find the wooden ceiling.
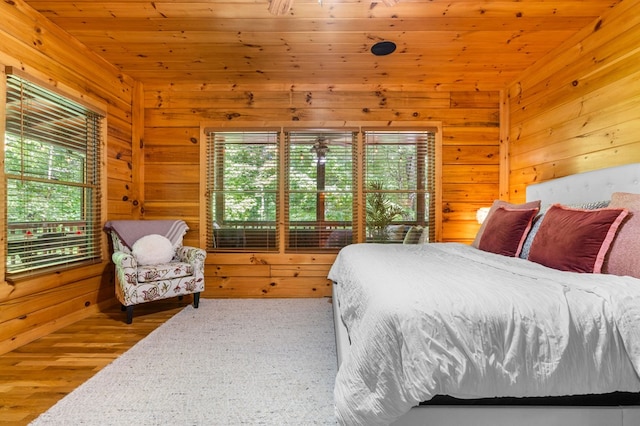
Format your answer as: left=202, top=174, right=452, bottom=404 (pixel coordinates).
left=24, top=0, right=620, bottom=90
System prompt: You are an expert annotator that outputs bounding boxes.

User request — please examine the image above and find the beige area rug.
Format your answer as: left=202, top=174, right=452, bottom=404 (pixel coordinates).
left=30, top=298, right=338, bottom=425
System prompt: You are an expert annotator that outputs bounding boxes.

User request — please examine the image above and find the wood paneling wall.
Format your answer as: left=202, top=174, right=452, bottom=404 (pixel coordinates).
left=143, top=84, right=500, bottom=298
left=507, top=0, right=640, bottom=200
left=1, top=0, right=636, bottom=353
left=0, top=0, right=135, bottom=355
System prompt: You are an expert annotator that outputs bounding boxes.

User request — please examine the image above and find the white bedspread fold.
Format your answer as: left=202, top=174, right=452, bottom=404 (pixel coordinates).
left=329, top=243, right=640, bottom=425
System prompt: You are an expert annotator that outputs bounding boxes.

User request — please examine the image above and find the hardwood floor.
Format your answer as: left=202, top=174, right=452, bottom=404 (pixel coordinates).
left=0, top=298, right=194, bottom=426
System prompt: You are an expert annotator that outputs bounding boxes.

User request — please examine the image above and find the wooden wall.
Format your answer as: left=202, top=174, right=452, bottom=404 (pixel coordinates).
left=2, top=0, right=637, bottom=354
left=0, top=0, right=135, bottom=355
left=143, top=84, right=500, bottom=298
left=0, top=0, right=501, bottom=354
left=0, top=0, right=636, bottom=354
left=507, top=0, right=640, bottom=200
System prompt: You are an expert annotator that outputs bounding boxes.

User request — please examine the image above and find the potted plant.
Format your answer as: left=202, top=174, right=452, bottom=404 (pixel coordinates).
left=366, top=180, right=404, bottom=242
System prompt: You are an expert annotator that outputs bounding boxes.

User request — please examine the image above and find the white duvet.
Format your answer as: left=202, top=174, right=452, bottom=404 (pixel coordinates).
left=328, top=243, right=640, bottom=425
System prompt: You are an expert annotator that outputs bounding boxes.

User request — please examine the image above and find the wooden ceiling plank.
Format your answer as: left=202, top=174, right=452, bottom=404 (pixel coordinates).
left=48, top=16, right=595, bottom=33
left=21, top=0, right=618, bottom=87
left=92, top=42, right=554, bottom=56
left=109, top=56, right=534, bottom=71
left=64, top=29, right=577, bottom=45
left=106, top=59, right=539, bottom=72
left=28, top=1, right=616, bottom=20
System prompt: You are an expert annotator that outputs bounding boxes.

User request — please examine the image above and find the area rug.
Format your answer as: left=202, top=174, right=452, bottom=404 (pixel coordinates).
left=30, top=298, right=338, bottom=425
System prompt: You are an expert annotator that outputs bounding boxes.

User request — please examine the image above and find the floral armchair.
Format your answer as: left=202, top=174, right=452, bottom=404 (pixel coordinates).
left=104, top=220, right=206, bottom=324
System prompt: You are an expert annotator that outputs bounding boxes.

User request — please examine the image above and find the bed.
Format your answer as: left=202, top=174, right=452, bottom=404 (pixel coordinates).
left=329, top=163, right=640, bottom=426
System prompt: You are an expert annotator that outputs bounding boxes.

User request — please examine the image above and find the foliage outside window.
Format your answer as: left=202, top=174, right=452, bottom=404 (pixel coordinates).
left=207, top=131, right=279, bottom=250
left=5, top=73, right=103, bottom=276
left=206, top=128, right=436, bottom=252
left=364, top=131, right=436, bottom=243
left=286, top=131, right=354, bottom=250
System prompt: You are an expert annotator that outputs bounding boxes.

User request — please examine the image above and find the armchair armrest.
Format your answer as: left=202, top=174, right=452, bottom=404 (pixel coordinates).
left=112, top=251, right=138, bottom=287
left=175, top=245, right=206, bottom=273
left=112, top=251, right=137, bottom=268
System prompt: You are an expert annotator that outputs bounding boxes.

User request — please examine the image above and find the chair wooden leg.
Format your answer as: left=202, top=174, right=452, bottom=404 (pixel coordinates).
left=125, top=305, right=134, bottom=324
left=193, top=292, right=200, bottom=309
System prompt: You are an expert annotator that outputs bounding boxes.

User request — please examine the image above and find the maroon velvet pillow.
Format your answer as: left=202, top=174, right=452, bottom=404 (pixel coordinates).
left=528, top=204, right=629, bottom=273
left=472, top=199, right=541, bottom=248
left=478, top=207, right=539, bottom=257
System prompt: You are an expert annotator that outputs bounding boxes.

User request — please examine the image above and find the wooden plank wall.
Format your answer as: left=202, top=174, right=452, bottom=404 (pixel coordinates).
left=143, top=84, right=500, bottom=298
left=1, top=0, right=636, bottom=353
left=0, top=0, right=135, bottom=355
left=507, top=0, right=640, bottom=200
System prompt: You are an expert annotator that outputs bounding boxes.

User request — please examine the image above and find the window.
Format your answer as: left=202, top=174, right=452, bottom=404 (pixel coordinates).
left=364, top=131, right=436, bottom=243
left=207, top=131, right=279, bottom=250
left=286, top=131, right=355, bottom=250
left=5, top=73, right=104, bottom=276
left=205, top=127, right=436, bottom=252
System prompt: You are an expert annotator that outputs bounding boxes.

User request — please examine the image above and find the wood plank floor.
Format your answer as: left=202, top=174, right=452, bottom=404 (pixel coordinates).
left=0, top=299, right=194, bottom=426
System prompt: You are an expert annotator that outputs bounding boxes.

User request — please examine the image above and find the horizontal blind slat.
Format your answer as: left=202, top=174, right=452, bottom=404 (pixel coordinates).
left=364, top=130, right=435, bottom=243
left=207, top=131, right=279, bottom=251
left=5, top=73, right=103, bottom=276
left=286, top=131, right=354, bottom=251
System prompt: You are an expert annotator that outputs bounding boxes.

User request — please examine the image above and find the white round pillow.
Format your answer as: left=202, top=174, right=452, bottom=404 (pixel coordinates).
left=132, top=234, right=174, bottom=265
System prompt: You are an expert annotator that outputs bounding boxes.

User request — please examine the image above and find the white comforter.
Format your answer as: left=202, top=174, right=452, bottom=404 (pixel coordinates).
left=329, top=243, right=640, bottom=425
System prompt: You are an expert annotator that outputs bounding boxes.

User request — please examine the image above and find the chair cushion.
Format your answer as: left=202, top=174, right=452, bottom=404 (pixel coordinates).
left=137, top=262, right=194, bottom=283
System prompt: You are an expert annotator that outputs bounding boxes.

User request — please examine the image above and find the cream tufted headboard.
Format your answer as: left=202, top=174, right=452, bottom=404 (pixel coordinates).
left=526, top=163, right=640, bottom=206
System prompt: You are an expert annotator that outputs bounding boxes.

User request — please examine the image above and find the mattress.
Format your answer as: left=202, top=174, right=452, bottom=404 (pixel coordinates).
left=329, top=242, right=640, bottom=425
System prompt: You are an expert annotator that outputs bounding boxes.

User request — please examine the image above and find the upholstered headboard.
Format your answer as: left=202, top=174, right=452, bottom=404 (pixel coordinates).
left=526, top=163, right=640, bottom=206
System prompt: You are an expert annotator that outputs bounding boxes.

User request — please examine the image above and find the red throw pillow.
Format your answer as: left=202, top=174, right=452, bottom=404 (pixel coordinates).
left=528, top=204, right=629, bottom=273
left=472, top=199, right=541, bottom=248
left=478, top=207, right=539, bottom=257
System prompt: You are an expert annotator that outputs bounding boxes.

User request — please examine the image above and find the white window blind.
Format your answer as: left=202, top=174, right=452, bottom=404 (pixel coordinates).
left=285, top=131, right=355, bottom=251
left=206, top=131, right=279, bottom=251
left=364, top=130, right=436, bottom=243
left=5, top=73, right=103, bottom=275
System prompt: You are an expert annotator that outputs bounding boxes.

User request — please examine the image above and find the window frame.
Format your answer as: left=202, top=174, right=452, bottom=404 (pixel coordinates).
left=363, top=130, right=436, bottom=243
left=201, top=122, right=442, bottom=253
left=284, top=129, right=357, bottom=251
left=3, top=67, right=107, bottom=280
left=206, top=130, right=280, bottom=251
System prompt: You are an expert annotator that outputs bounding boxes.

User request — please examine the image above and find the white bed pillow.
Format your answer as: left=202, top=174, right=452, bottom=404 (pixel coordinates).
left=132, top=234, right=175, bottom=265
